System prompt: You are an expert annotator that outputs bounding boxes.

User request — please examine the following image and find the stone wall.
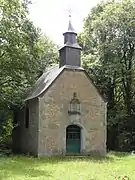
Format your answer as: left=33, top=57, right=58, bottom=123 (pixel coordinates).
left=20, top=98, right=39, bottom=155
left=38, top=68, right=106, bottom=156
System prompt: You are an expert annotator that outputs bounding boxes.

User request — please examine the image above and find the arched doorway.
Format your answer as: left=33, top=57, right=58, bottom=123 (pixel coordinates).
left=66, top=125, right=81, bottom=153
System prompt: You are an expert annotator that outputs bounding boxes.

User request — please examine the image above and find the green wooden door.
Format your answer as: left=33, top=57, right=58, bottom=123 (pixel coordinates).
left=66, top=125, right=81, bottom=153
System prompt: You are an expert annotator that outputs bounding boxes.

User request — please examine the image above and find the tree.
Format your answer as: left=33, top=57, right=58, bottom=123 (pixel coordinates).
left=0, top=0, right=58, bottom=147
left=79, top=0, right=135, bottom=151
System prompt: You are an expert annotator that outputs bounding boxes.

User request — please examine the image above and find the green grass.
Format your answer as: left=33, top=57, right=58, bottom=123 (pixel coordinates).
left=0, top=152, right=135, bottom=180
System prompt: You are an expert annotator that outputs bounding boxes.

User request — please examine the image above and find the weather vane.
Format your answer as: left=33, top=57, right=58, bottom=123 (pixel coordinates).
left=64, top=8, right=73, bottom=20
left=69, top=8, right=72, bottom=19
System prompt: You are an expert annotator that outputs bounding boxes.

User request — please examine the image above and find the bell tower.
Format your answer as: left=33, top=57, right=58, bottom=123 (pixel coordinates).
left=59, top=14, right=82, bottom=67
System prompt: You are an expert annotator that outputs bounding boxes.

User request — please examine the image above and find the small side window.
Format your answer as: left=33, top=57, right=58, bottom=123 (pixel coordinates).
left=25, top=107, right=29, bottom=128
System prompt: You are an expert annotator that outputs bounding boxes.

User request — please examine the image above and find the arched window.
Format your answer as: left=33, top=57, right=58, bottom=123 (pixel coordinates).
left=68, top=92, right=81, bottom=114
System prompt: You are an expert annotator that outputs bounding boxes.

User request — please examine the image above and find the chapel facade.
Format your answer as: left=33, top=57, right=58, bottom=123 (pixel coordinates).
left=12, top=19, right=107, bottom=156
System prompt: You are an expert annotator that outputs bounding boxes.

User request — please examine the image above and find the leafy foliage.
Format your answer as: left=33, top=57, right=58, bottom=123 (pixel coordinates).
left=0, top=0, right=58, bottom=147
left=79, top=0, right=135, bottom=151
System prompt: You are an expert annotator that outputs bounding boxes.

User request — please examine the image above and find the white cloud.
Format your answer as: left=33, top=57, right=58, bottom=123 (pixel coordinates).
left=29, top=0, right=100, bottom=45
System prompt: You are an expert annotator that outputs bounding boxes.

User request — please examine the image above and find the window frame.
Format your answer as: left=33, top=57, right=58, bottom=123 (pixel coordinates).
left=25, top=107, right=29, bottom=129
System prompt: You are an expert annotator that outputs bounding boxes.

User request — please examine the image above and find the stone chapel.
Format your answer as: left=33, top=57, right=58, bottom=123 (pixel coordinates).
left=12, top=19, right=107, bottom=156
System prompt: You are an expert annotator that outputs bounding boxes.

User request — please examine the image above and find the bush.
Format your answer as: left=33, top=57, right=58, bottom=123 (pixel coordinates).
left=0, top=116, right=13, bottom=150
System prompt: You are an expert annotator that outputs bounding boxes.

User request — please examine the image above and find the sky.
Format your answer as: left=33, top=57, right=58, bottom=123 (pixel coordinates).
left=29, top=0, right=101, bottom=46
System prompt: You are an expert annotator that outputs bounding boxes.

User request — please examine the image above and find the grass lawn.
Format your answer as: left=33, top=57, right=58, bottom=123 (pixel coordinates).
left=0, top=152, right=135, bottom=180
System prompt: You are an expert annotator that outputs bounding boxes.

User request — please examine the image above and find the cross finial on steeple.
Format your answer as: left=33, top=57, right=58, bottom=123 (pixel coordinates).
left=68, top=8, right=72, bottom=19
left=67, top=8, right=75, bottom=32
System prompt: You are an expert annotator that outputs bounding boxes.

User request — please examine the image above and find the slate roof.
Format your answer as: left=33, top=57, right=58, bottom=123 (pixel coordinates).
left=67, top=20, right=76, bottom=33
left=59, top=42, right=82, bottom=50
left=59, top=18, right=82, bottom=50
left=25, top=65, right=84, bottom=101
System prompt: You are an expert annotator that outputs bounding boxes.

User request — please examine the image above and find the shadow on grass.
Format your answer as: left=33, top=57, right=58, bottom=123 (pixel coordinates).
left=35, top=151, right=131, bottom=163
left=0, top=156, right=53, bottom=179
left=36, top=154, right=114, bottom=164
left=109, top=151, right=130, bottom=157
